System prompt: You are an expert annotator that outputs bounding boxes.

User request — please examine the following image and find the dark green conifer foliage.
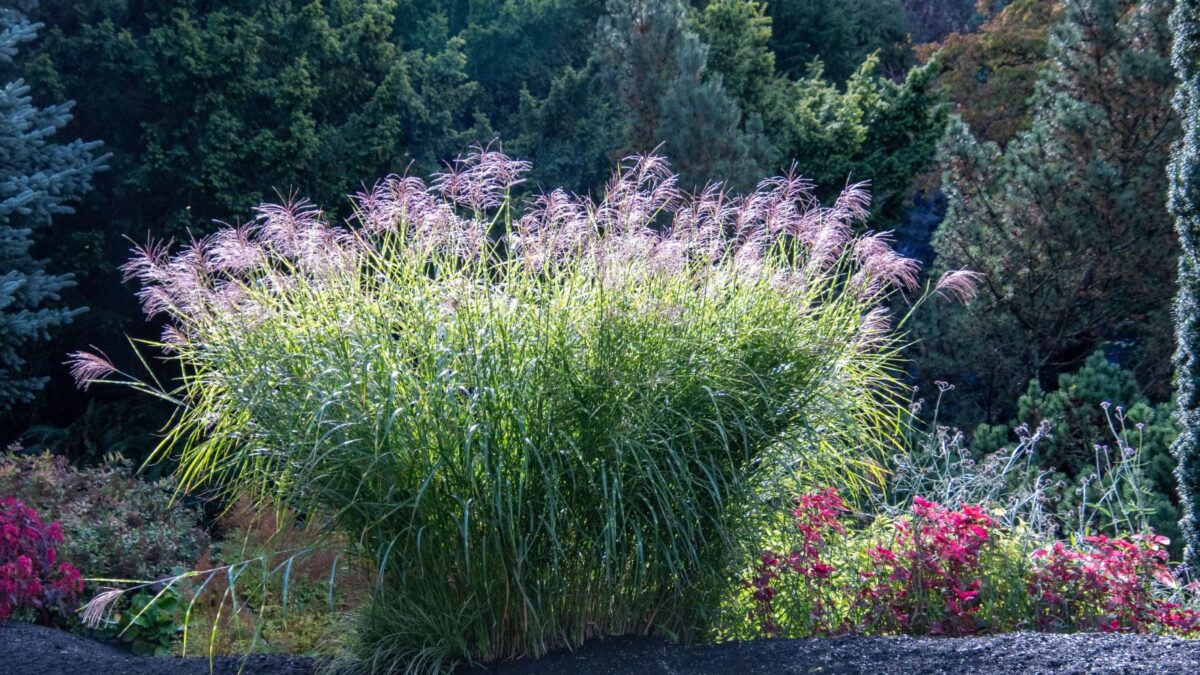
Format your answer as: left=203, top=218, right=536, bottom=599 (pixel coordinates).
left=15, top=1, right=486, bottom=434
left=24, top=0, right=483, bottom=241
left=693, top=0, right=775, bottom=117
left=0, top=2, right=102, bottom=415
left=1169, top=0, right=1200, bottom=567
left=921, top=0, right=1177, bottom=425
left=903, top=0, right=981, bottom=42
left=767, top=0, right=913, bottom=81
left=598, top=0, right=944, bottom=210
left=597, top=0, right=768, bottom=189
left=512, top=60, right=625, bottom=195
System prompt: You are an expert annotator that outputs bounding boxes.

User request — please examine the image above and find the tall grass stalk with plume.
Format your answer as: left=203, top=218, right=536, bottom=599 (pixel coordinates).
left=72, top=150, right=945, bottom=672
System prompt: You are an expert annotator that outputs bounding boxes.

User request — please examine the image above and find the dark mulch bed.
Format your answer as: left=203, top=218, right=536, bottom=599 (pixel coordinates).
left=0, top=621, right=312, bottom=675
left=4, top=620, right=1200, bottom=675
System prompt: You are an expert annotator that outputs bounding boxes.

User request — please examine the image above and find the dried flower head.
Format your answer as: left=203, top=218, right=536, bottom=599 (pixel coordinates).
left=432, top=144, right=531, bottom=211
left=107, top=150, right=932, bottom=388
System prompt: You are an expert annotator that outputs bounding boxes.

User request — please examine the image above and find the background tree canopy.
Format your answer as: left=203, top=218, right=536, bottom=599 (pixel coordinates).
left=0, top=2, right=1189, bottom=556
left=916, top=0, right=1177, bottom=425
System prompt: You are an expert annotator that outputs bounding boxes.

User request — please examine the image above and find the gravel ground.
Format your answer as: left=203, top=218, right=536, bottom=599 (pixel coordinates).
left=4, top=620, right=1200, bottom=675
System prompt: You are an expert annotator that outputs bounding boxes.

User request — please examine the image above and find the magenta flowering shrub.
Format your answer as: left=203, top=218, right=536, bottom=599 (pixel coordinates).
left=0, top=496, right=83, bottom=623
left=746, top=490, right=1200, bottom=638
left=748, top=488, right=847, bottom=636
left=856, top=497, right=995, bottom=635
left=1029, top=534, right=1200, bottom=634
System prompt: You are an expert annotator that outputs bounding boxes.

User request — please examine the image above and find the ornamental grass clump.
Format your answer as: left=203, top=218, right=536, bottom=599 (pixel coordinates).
left=71, top=150, right=924, bottom=672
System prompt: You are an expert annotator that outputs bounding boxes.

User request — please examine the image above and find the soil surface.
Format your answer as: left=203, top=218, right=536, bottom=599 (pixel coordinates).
left=0, top=620, right=312, bottom=675
left=468, top=632, right=1200, bottom=674
left=4, top=620, right=1200, bottom=674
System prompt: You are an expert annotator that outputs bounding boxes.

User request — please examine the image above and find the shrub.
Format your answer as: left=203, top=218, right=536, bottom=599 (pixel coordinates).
left=0, top=450, right=209, bottom=583
left=855, top=497, right=997, bottom=635
left=72, top=150, right=945, bottom=672
left=743, top=490, right=1200, bottom=639
left=0, top=496, right=82, bottom=623
left=744, top=488, right=848, bottom=637
left=891, top=374, right=1177, bottom=553
left=1028, top=534, right=1179, bottom=633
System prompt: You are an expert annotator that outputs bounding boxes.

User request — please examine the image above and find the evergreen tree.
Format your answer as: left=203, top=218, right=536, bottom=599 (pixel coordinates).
left=0, top=1, right=102, bottom=415
left=694, top=1, right=945, bottom=222
left=597, top=0, right=689, bottom=153
left=24, top=0, right=484, bottom=241
left=767, top=0, right=913, bottom=82
left=919, top=0, right=1178, bottom=425
left=14, top=0, right=486, bottom=437
left=459, top=0, right=606, bottom=126
left=693, top=0, right=775, bottom=117
left=512, top=59, right=625, bottom=195
left=1169, top=0, right=1200, bottom=567
left=902, top=0, right=982, bottom=43
left=597, top=0, right=944, bottom=211
left=597, top=0, right=768, bottom=189
left=765, top=55, right=946, bottom=224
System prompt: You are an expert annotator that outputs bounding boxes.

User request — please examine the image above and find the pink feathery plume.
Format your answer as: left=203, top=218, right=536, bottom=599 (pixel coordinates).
left=600, top=154, right=680, bottom=233
left=160, top=325, right=189, bottom=353
left=852, top=231, right=920, bottom=292
left=66, top=349, right=118, bottom=390
left=207, top=224, right=264, bottom=273
left=257, top=198, right=322, bottom=256
left=120, top=238, right=172, bottom=284
left=858, top=308, right=894, bottom=345
left=934, top=269, right=985, bottom=303
left=432, top=145, right=531, bottom=211
left=833, top=181, right=872, bottom=224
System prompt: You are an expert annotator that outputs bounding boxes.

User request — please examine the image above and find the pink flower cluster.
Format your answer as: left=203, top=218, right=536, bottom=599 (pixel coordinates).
left=0, top=496, right=82, bottom=622
left=1030, top=534, right=1200, bottom=634
left=747, top=490, right=1200, bottom=638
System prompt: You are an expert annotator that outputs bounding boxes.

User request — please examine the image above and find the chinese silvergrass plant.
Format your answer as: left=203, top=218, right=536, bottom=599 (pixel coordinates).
left=71, top=150, right=955, bottom=673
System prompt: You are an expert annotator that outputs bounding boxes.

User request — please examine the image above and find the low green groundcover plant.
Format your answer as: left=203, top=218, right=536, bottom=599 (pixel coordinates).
left=90, top=583, right=187, bottom=656
left=70, top=150, right=976, bottom=672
